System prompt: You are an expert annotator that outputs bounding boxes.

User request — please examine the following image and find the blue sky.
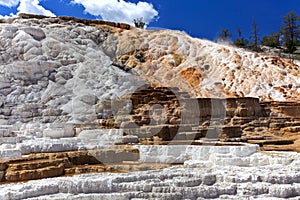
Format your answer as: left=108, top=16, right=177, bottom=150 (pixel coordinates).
left=0, top=0, right=299, bottom=41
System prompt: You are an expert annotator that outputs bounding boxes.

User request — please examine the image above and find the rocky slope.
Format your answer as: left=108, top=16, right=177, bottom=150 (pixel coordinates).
left=0, top=14, right=299, bottom=126
left=0, top=14, right=143, bottom=125
left=106, top=29, right=300, bottom=101
left=0, top=14, right=299, bottom=199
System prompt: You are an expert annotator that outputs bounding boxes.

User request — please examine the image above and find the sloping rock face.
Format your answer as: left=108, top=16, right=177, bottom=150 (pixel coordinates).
left=104, top=28, right=300, bottom=101
left=0, top=14, right=299, bottom=127
left=0, top=14, right=299, bottom=199
left=0, top=15, right=143, bottom=125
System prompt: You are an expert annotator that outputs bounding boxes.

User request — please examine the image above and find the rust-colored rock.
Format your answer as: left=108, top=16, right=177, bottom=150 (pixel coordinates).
left=5, top=165, right=65, bottom=182
left=0, top=147, right=141, bottom=183
left=179, top=67, right=203, bottom=87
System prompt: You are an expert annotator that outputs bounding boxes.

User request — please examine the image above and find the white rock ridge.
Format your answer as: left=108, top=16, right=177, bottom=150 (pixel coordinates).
left=0, top=16, right=145, bottom=125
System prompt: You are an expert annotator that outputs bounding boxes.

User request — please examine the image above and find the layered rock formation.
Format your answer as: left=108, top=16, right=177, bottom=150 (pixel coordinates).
left=0, top=150, right=299, bottom=199
left=0, top=14, right=299, bottom=126
left=0, top=14, right=299, bottom=199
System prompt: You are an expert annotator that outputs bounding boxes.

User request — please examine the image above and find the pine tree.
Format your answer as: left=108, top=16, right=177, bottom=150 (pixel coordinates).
left=251, top=18, right=260, bottom=52
left=218, top=29, right=232, bottom=43
left=280, top=11, right=300, bottom=54
left=133, top=17, right=146, bottom=29
left=261, top=31, right=280, bottom=48
left=234, top=27, right=249, bottom=47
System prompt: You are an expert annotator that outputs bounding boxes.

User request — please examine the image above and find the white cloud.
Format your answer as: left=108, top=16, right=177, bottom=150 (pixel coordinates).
left=72, top=0, right=158, bottom=25
left=0, top=0, right=55, bottom=17
left=17, top=0, right=55, bottom=17
left=0, top=13, right=17, bottom=19
left=0, top=0, right=19, bottom=7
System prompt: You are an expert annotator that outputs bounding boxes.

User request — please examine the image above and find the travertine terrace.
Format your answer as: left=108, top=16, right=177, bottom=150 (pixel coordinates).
left=0, top=14, right=299, bottom=199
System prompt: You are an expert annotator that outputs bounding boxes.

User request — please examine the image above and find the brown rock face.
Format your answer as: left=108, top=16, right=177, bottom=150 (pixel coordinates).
left=5, top=165, right=65, bottom=182
left=109, top=86, right=267, bottom=141
left=97, top=86, right=300, bottom=152
left=1, top=148, right=145, bottom=183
